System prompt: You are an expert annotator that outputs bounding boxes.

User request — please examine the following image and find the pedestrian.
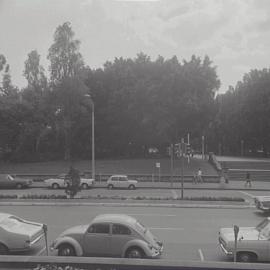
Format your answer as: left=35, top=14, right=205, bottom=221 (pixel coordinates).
left=65, top=165, right=81, bottom=198
left=245, top=171, right=252, bottom=187
left=192, top=172, right=197, bottom=184
left=197, top=168, right=203, bottom=183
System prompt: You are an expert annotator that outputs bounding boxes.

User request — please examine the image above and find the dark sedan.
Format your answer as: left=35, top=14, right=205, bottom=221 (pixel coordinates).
left=0, top=174, right=32, bottom=189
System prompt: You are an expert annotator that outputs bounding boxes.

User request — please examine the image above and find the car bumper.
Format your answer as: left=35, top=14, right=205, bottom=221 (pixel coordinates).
left=147, top=245, right=163, bottom=258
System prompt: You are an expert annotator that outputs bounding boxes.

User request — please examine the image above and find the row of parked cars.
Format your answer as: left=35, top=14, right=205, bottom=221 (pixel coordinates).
left=0, top=174, right=138, bottom=190
left=2, top=209, right=270, bottom=262
left=0, top=212, right=163, bottom=259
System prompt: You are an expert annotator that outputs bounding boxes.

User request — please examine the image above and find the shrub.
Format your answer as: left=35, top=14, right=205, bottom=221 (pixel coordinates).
left=33, top=264, right=87, bottom=270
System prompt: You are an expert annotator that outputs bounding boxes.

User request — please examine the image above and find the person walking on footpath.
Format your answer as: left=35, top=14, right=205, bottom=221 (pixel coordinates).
left=197, top=168, right=203, bottom=183
left=245, top=171, right=252, bottom=187
left=192, top=172, right=197, bottom=184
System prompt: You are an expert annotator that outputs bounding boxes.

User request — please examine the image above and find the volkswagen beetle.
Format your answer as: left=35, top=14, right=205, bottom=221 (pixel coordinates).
left=51, top=214, right=163, bottom=258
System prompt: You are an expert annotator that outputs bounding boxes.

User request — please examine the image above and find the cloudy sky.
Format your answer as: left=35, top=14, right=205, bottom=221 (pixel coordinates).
left=1, top=0, right=270, bottom=93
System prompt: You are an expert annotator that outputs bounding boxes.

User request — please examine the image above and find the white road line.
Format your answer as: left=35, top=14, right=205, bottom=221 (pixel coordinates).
left=171, top=190, right=178, bottom=199
left=198, top=248, right=204, bottom=261
left=239, top=191, right=254, bottom=198
left=127, top=213, right=176, bottom=217
left=149, top=227, right=184, bottom=230
left=36, top=247, right=46, bottom=256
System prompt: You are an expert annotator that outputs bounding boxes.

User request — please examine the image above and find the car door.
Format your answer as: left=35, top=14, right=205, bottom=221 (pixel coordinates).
left=111, top=223, right=133, bottom=257
left=83, top=223, right=111, bottom=256
left=119, top=176, right=128, bottom=189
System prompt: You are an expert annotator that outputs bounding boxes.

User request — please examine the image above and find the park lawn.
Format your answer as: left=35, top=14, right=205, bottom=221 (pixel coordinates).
left=0, top=157, right=218, bottom=176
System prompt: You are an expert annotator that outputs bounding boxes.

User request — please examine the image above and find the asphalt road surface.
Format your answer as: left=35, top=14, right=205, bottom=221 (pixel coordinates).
left=0, top=204, right=268, bottom=262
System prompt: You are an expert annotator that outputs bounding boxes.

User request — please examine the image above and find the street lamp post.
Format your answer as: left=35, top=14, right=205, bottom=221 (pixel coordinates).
left=85, top=94, right=95, bottom=180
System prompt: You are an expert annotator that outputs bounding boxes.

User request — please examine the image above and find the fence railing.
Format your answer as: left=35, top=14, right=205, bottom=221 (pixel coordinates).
left=14, top=173, right=219, bottom=183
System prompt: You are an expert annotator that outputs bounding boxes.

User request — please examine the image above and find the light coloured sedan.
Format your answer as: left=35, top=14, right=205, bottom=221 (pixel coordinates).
left=44, top=174, right=95, bottom=189
left=0, top=213, right=45, bottom=254
left=51, top=214, right=163, bottom=258
left=107, top=175, right=138, bottom=189
left=219, top=218, right=270, bottom=262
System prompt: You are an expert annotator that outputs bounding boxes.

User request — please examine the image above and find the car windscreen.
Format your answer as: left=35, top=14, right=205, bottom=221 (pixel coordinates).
left=7, top=175, right=14, bottom=181
left=135, top=221, right=147, bottom=234
left=256, top=219, right=269, bottom=232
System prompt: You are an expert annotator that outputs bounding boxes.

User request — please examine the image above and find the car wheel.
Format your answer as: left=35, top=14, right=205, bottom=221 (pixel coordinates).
left=107, top=184, right=113, bottom=189
left=237, top=252, right=257, bottom=262
left=16, top=183, right=23, bottom=189
left=81, top=183, right=88, bottom=189
left=125, top=247, right=145, bottom=258
left=58, top=244, right=76, bottom=256
left=52, top=183, right=60, bottom=189
left=128, top=184, right=136, bottom=190
left=0, top=243, right=8, bottom=255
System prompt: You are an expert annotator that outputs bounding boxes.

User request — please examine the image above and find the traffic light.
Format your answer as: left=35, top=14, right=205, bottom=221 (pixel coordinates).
left=186, top=144, right=191, bottom=155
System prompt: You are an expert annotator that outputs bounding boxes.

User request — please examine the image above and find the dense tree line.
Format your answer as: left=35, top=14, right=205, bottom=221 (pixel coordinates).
left=209, top=69, right=270, bottom=157
left=0, top=22, right=269, bottom=162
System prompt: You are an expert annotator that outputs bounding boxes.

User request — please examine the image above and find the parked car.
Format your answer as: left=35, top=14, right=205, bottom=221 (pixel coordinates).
left=254, top=196, right=270, bottom=212
left=219, top=217, right=270, bottom=262
left=50, top=214, right=163, bottom=258
left=44, top=174, right=95, bottom=189
left=107, top=175, right=138, bottom=189
left=0, top=212, right=45, bottom=254
left=0, top=174, right=32, bottom=189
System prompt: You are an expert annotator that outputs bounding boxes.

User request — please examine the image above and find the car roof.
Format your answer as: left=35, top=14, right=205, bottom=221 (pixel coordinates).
left=0, top=213, right=12, bottom=223
left=92, top=214, right=137, bottom=225
left=110, top=175, right=127, bottom=178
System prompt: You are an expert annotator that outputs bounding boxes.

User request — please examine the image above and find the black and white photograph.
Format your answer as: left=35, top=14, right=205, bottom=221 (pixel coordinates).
left=1, top=0, right=270, bottom=269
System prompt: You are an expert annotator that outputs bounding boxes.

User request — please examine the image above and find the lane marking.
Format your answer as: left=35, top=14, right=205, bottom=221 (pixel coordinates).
left=149, top=227, right=184, bottom=231
left=171, top=190, right=178, bottom=199
left=127, top=213, right=176, bottom=217
left=36, top=247, right=46, bottom=256
left=198, top=248, right=204, bottom=261
left=239, top=191, right=254, bottom=198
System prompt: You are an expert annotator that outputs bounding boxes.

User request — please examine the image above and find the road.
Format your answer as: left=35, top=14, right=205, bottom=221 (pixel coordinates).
left=1, top=204, right=268, bottom=262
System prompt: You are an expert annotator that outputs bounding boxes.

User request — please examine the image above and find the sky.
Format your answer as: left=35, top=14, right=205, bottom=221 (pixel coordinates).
left=1, top=0, right=270, bottom=94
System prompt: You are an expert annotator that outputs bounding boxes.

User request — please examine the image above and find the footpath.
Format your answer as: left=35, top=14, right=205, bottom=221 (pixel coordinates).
left=91, top=179, right=270, bottom=191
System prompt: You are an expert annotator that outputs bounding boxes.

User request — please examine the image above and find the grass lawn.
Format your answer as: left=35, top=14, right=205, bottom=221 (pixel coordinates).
left=0, top=157, right=218, bottom=176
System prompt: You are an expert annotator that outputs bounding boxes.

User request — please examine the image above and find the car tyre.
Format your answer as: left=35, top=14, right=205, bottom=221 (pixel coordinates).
left=125, top=247, right=145, bottom=258
left=81, top=183, right=88, bottom=189
left=128, top=184, right=136, bottom=190
left=52, top=183, right=60, bottom=189
left=0, top=243, right=8, bottom=255
left=16, top=183, right=23, bottom=189
left=58, top=244, right=76, bottom=256
left=237, top=252, right=257, bottom=262
left=107, top=184, right=113, bottom=190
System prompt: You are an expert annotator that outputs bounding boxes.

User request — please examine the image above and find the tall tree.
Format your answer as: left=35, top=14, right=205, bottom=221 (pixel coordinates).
left=24, top=50, right=47, bottom=91
left=47, top=22, right=87, bottom=160
left=48, top=22, right=84, bottom=84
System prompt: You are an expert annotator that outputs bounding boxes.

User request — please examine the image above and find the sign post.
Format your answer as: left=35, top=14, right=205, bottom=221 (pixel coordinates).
left=233, top=225, right=239, bottom=262
left=170, top=144, right=174, bottom=187
left=156, top=162, right=160, bottom=182
left=43, top=224, right=49, bottom=256
left=181, top=138, right=185, bottom=199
